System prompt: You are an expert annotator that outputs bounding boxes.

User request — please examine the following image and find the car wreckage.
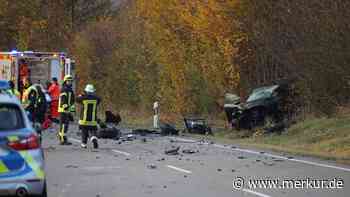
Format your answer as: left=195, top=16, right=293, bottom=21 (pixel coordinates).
left=226, top=84, right=287, bottom=132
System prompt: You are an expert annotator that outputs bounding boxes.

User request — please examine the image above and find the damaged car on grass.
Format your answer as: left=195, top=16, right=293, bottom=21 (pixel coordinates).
left=230, top=84, right=287, bottom=133
left=183, top=117, right=213, bottom=135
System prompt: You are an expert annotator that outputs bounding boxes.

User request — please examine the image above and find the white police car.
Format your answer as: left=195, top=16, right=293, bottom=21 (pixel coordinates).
left=0, top=91, right=47, bottom=196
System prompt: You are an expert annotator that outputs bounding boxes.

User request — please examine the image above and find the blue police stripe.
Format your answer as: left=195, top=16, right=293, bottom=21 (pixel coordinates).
left=0, top=152, right=25, bottom=171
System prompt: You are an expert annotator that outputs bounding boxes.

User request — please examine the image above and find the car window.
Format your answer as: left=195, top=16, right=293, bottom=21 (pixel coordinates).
left=0, top=104, right=24, bottom=131
left=247, top=85, right=279, bottom=102
left=247, top=90, right=272, bottom=102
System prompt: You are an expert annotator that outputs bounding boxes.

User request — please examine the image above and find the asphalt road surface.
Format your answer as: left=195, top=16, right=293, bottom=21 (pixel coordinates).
left=42, top=125, right=350, bottom=197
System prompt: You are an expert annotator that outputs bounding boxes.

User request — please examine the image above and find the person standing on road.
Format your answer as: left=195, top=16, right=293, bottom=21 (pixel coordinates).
left=58, top=75, right=75, bottom=145
left=76, top=84, right=101, bottom=149
left=21, top=77, right=31, bottom=100
left=21, top=84, right=47, bottom=140
left=48, top=77, right=60, bottom=123
left=22, top=84, right=39, bottom=121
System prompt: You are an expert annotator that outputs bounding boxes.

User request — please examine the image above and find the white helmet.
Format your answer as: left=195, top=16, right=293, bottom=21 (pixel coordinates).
left=84, top=84, right=95, bottom=93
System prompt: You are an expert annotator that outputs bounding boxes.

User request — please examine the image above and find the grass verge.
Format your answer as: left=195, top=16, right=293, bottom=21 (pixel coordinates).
left=189, top=116, right=350, bottom=164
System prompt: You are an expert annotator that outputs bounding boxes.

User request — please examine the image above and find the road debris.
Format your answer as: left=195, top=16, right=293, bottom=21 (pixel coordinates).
left=237, top=156, right=246, bottom=159
left=147, top=164, right=157, bottom=169
left=127, top=134, right=135, bottom=141
left=157, top=158, right=165, bottom=162
left=160, top=122, right=179, bottom=136
left=65, top=165, right=79, bottom=169
left=262, top=162, right=275, bottom=166
left=182, top=149, right=198, bottom=154
left=217, top=168, right=222, bottom=172
left=165, top=146, right=180, bottom=155
left=183, top=117, right=212, bottom=135
left=133, top=129, right=158, bottom=136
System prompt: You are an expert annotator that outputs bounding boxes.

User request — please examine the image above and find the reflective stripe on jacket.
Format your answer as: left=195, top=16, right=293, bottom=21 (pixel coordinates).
left=76, top=93, right=101, bottom=126
left=58, top=86, right=75, bottom=113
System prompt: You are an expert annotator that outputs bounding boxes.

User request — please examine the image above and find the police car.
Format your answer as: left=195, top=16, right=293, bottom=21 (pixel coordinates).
left=0, top=91, right=47, bottom=196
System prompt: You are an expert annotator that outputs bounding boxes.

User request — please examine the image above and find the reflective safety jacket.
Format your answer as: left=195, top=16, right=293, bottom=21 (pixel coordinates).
left=58, top=86, right=75, bottom=113
left=22, top=85, right=38, bottom=111
left=7, top=88, right=21, bottom=99
left=76, top=93, right=101, bottom=126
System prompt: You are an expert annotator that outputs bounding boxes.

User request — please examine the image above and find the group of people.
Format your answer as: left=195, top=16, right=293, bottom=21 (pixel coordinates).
left=6, top=75, right=101, bottom=149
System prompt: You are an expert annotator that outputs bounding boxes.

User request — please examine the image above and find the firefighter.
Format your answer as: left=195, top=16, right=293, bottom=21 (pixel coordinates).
left=22, top=84, right=39, bottom=121
left=21, top=77, right=31, bottom=99
left=7, top=81, right=20, bottom=99
left=76, top=84, right=101, bottom=149
left=22, top=84, right=47, bottom=140
left=57, top=75, right=75, bottom=145
left=48, top=77, right=60, bottom=123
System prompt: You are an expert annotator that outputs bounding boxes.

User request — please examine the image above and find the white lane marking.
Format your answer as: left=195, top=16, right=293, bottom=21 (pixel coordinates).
left=242, top=189, right=272, bottom=197
left=70, top=137, right=131, bottom=156
left=169, top=137, right=197, bottom=143
left=172, top=137, right=350, bottom=172
left=216, top=142, right=350, bottom=172
left=69, top=138, right=81, bottom=143
left=167, top=165, right=192, bottom=174
left=112, top=149, right=131, bottom=156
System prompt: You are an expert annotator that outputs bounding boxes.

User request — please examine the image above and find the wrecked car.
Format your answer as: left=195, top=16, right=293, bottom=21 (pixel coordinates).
left=183, top=117, right=213, bottom=135
left=231, top=85, right=286, bottom=131
left=224, top=93, right=241, bottom=127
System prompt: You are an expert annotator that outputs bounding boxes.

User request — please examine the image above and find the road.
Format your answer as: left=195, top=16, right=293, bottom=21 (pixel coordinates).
left=42, top=125, right=350, bottom=197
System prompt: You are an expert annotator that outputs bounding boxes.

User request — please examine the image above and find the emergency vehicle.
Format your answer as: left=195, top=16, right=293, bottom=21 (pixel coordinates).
left=0, top=51, right=75, bottom=94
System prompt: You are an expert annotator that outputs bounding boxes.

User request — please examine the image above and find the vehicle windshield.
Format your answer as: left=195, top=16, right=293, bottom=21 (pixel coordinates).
left=0, top=104, right=24, bottom=131
left=246, top=85, right=278, bottom=102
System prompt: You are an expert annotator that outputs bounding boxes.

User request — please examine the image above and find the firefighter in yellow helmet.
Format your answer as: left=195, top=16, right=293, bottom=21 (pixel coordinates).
left=57, top=75, right=75, bottom=145
left=76, top=84, right=101, bottom=149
